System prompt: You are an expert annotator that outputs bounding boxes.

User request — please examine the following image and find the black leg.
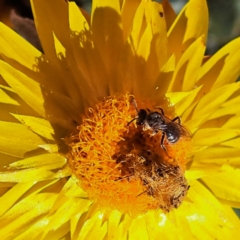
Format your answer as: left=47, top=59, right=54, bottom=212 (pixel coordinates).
left=155, top=107, right=164, bottom=115
left=160, top=132, right=166, bottom=151
left=172, top=116, right=181, bottom=124
left=127, top=117, right=137, bottom=126
left=160, top=132, right=171, bottom=158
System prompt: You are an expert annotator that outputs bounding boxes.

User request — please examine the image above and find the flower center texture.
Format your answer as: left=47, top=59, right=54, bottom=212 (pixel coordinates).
left=68, top=94, right=192, bottom=216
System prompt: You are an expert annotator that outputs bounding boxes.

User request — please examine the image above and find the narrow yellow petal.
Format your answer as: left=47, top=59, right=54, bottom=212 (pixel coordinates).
left=131, top=2, right=146, bottom=51
left=144, top=2, right=168, bottom=69
left=71, top=201, right=93, bottom=239
left=221, top=138, right=240, bottom=149
left=11, top=114, right=55, bottom=141
left=209, top=93, right=240, bottom=119
left=9, top=153, right=66, bottom=170
left=0, top=168, right=57, bottom=182
left=185, top=169, right=208, bottom=180
left=0, top=121, right=46, bottom=157
left=14, top=217, right=49, bottom=240
left=78, top=211, right=107, bottom=240
left=144, top=55, right=175, bottom=108
left=203, top=165, right=240, bottom=204
left=0, top=182, right=34, bottom=216
left=105, top=210, right=122, bottom=239
left=168, top=36, right=206, bottom=92
left=42, top=222, right=70, bottom=240
left=0, top=61, right=45, bottom=117
left=166, top=91, right=190, bottom=106
left=42, top=198, right=81, bottom=235
left=91, top=0, right=123, bottom=77
left=121, top=0, right=141, bottom=41
left=193, top=128, right=239, bottom=148
left=176, top=86, right=202, bottom=121
left=0, top=60, right=81, bottom=130
left=39, top=144, right=59, bottom=153
left=168, top=0, right=208, bottom=60
left=129, top=217, right=148, bottom=240
left=193, top=147, right=240, bottom=167
left=189, top=82, right=240, bottom=130
left=182, top=181, right=240, bottom=239
left=91, top=0, right=120, bottom=19
left=0, top=193, right=57, bottom=239
left=69, top=0, right=99, bottom=102
left=0, top=22, right=42, bottom=69
left=222, top=115, right=240, bottom=129
left=0, top=88, right=19, bottom=106
left=198, top=38, right=240, bottom=90
left=31, top=0, right=69, bottom=62
left=162, top=0, right=176, bottom=31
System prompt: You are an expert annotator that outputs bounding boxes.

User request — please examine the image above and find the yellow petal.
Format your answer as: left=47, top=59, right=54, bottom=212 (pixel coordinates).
left=221, top=138, right=240, bottom=149
left=9, top=153, right=66, bottom=170
left=11, top=114, right=55, bottom=141
left=222, top=115, right=240, bottom=129
left=91, top=0, right=120, bottom=17
left=177, top=86, right=202, bottom=121
left=69, top=2, right=116, bottom=103
left=0, top=22, right=42, bottom=69
left=134, top=2, right=168, bottom=99
left=193, top=147, right=240, bottom=167
left=0, top=61, right=45, bottom=116
left=197, top=38, right=240, bottom=90
left=42, top=222, right=70, bottom=240
left=0, top=61, right=81, bottom=130
left=0, top=88, right=19, bottom=106
left=42, top=198, right=81, bottom=236
left=203, top=165, right=240, bottom=205
left=181, top=180, right=240, bottom=239
left=0, top=121, right=46, bottom=157
left=77, top=211, right=107, bottom=240
left=168, top=0, right=208, bottom=60
left=193, top=128, right=239, bottom=148
left=166, top=91, right=190, bottom=106
left=0, top=182, right=34, bottom=216
left=168, top=36, right=206, bottom=92
left=14, top=217, right=49, bottom=240
left=147, top=54, right=175, bottom=108
left=162, top=0, right=176, bottom=31
left=91, top=0, right=123, bottom=78
left=105, top=210, right=122, bottom=239
left=30, top=0, right=69, bottom=63
left=185, top=169, right=208, bottom=180
left=0, top=168, right=57, bottom=182
left=39, top=144, right=59, bottom=153
left=189, top=82, right=240, bottom=130
left=121, top=0, right=141, bottom=41
left=0, top=193, right=57, bottom=239
left=71, top=202, right=99, bottom=239
left=129, top=216, right=148, bottom=240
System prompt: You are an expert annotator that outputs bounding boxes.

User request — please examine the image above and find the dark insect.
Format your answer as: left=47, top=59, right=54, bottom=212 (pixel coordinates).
left=128, top=98, right=190, bottom=156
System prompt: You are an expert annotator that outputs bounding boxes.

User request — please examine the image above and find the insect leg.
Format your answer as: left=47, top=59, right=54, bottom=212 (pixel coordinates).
left=160, top=132, right=171, bottom=158
left=155, top=107, right=164, bottom=115
left=127, top=117, right=138, bottom=126
left=130, top=97, right=139, bottom=112
left=172, top=116, right=181, bottom=124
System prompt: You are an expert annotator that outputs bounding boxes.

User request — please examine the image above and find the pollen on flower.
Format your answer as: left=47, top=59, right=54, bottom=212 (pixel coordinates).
left=67, top=94, right=192, bottom=216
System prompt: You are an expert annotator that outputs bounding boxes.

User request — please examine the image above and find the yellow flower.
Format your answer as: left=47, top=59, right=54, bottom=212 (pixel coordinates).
left=0, top=0, right=240, bottom=239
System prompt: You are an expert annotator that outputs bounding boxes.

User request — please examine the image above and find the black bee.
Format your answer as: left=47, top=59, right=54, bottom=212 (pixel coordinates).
left=128, top=98, right=190, bottom=155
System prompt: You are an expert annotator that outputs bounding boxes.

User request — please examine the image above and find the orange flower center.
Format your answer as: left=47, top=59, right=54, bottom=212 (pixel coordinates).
left=67, top=94, right=191, bottom=216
